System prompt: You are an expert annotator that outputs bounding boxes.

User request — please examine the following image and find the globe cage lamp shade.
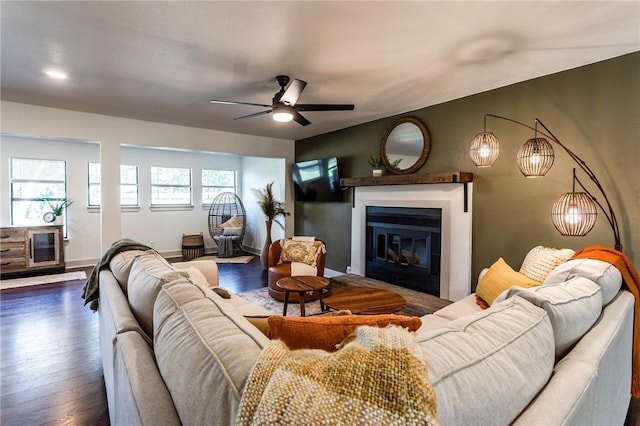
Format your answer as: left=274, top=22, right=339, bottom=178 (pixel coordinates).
left=469, top=132, right=500, bottom=167
left=517, top=137, right=555, bottom=177
left=272, top=105, right=294, bottom=123
left=551, top=191, right=598, bottom=237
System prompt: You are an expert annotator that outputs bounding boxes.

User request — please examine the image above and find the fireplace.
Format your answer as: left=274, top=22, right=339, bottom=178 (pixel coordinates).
left=348, top=178, right=473, bottom=301
left=366, top=206, right=442, bottom=296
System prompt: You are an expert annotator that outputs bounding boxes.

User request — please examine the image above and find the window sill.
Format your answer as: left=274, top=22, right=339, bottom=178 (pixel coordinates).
left=87, top=206, right=142, bottom=213
left=149, top=205, right=194, bottom=212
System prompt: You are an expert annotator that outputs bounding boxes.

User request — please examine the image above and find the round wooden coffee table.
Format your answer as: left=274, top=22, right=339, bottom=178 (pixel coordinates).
left=276, top=276, right=330, bottom=317
left=322, top=286, right=406, bottom=314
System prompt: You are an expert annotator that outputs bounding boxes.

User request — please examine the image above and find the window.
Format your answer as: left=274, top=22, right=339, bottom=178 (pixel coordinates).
left=88, top=163, right=139, bottom=207
left=10, top=158, right=66, bottom=226
left=150, top=166, right=192, bottom=206
left=202, top=169, right=236, bottom=204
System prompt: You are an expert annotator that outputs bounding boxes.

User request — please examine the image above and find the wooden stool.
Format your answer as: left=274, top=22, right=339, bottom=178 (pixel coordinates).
left=276, top=276, right=329, bottom=317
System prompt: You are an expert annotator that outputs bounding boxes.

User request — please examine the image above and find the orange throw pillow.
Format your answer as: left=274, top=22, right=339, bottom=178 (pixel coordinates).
left=268, top=314, right=422, bottom=352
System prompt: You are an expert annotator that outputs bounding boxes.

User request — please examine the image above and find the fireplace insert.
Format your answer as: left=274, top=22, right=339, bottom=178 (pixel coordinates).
left=365, top=206, right=442, bottom=296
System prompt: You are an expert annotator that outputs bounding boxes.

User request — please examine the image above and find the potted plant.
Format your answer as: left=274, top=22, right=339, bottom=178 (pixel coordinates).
left=251, top=182, right=289, bottom=269
left=44, top=198, right=73, bottom=225
left=368, top=155, right=385, bottom=177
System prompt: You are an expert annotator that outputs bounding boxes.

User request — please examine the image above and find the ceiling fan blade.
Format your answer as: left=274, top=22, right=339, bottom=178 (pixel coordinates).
left=292, top=111, right=311, bottom=126
left=295, top=104, right=355, bottom=111
left=279, top=79, right=307, bottom=106
left=233, top=110, right=273, bottom=120
left=210, top=99, right=271, bottom=108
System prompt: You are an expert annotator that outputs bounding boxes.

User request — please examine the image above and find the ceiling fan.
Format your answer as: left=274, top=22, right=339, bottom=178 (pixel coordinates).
left=209, top=75, right=355, bottom=126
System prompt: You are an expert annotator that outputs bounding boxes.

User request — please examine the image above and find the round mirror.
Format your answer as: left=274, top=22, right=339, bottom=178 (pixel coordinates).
left=381, top=116, right=430, bottom=175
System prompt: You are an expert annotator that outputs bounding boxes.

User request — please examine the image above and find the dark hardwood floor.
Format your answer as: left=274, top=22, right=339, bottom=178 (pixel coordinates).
left=1, top=256, right=639, bottom=425
left=0, top=257, right=267, bottom=426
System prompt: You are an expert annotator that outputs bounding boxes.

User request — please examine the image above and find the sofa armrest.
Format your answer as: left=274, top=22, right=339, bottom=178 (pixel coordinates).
left=114, top=331, right=181, bottom=426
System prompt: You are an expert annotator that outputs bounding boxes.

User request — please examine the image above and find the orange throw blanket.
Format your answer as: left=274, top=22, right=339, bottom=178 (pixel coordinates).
left=571, top=245, right=640, bottom=397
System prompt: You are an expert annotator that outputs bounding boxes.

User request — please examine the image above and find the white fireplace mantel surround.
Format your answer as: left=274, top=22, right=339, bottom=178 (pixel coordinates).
left=350, top=183, right=472, bottom=301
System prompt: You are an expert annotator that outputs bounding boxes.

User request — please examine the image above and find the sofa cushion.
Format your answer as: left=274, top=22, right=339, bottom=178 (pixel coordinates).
left=519, top=246, right=575, bottom=282
left=108, top=249, right=147, bottom=293
left=432, top=294, right=483, bottom=321
left=417, top=296, right=554, bottom=426
left=475, top=257, right=540, bottom=305
left=127, top=251, right=186, bottom=339
left=268, top=314, right=422, bottom=352
left=543, top=258, right=622, bottom=306
left=153, top=279, right=269, bottom=426
left=503, top=276, right=602, bottom=358
left=417, top=314, right=452, bottom=333
left=513, top=291, right=634, bottom=426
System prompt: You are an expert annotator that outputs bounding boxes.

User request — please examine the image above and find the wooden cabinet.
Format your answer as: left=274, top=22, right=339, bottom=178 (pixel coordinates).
left=0, top=226, right=65, bottom=277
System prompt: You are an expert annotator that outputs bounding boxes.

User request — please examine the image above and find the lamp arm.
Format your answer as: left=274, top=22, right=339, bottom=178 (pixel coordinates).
left=574, top=175, right=617, bottom=235
left=484, top=114, right=622, bottom=250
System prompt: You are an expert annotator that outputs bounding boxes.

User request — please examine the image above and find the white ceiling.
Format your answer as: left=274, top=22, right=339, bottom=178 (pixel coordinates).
left=1, top=1, right=638, bottom=141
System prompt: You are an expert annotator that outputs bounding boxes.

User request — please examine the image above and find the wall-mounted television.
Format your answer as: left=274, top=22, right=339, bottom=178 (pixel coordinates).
left=292, top=156, right=342, bottom=202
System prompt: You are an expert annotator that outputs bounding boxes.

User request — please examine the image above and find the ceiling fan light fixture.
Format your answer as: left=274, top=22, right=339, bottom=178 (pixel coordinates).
left=272, top=105, right=294, bottom=123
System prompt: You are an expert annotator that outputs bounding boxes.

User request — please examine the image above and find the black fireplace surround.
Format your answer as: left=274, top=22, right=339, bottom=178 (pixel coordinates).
left=365, top=206, right=442, bottom=296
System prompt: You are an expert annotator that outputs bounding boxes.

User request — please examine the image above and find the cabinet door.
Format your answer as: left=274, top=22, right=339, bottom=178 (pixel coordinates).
left=28, top=228, right=62, bottom=268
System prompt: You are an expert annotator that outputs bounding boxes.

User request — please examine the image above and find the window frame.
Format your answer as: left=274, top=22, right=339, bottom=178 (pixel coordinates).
left=201, top=169, right=237, bottom=206
left=9, top=157, right=68, bottom=230
left=150, top=166, right=193, bottom=208
left=88, top=162, right=140, bottom=208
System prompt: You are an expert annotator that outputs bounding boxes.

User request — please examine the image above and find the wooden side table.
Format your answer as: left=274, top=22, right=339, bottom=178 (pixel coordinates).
left=276, top=276, right=330, bottom=317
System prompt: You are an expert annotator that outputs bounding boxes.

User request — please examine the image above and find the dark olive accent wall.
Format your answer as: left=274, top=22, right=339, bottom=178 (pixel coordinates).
left=295, top=52, right=639, bottom=289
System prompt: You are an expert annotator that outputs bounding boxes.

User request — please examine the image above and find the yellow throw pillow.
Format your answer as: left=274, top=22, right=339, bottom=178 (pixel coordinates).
left=519, top=246, right=575, bottom=282
left=268, top=314, right=422, bottom=352
left=476, top=258, right=540, bottom=305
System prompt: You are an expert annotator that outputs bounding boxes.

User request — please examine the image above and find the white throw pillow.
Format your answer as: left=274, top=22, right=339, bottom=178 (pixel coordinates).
left=222, top=227, right=242, bottom=236
left=519, top=246, right=575, bottom=282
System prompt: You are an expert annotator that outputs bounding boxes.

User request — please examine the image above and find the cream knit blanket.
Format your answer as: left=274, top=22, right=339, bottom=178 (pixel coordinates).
left=237, top=325, right=438, bottom=425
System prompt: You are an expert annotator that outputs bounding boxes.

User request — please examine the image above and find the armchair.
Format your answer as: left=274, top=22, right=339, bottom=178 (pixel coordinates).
left=267, top=238, right=326, bottom=302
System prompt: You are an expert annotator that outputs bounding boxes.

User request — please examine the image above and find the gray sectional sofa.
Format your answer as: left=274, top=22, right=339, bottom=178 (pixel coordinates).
left=97, top=246, right=633, bottom=425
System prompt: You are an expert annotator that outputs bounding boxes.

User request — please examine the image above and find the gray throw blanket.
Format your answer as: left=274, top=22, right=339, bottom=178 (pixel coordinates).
left=81, top=239, right=154, bottom=311
left=217, top=235, right=234, bottom=258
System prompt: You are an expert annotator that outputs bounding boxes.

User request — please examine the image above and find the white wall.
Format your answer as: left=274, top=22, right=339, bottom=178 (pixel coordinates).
left=242, top=156, right=289, bottom=253
left=118, top=146, right=244, bottom=256
left=0, top=136, right=103, bottom=265
left=1, top=101, right=295, bottom=266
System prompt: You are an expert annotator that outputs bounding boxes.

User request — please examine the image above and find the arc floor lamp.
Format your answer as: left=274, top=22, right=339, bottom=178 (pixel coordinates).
left=469, top=114, right=622, bottom=251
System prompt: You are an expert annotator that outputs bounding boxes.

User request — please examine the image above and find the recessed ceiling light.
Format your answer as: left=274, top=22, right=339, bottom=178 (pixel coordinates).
left=44, top=69, right=68, bottom=80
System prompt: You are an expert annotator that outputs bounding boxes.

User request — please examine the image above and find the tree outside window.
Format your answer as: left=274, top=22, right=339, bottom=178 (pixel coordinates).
left=10, top=158, right=67, bottom=226
left=202, top=169, right=236, bottom=205
left=150, top=166, right=192, bottom=206
left=88, top=163, right=139, bottom=207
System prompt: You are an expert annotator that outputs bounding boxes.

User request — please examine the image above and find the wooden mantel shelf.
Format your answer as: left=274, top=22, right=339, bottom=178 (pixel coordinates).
left=340, top=171, right=473, bottom=187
